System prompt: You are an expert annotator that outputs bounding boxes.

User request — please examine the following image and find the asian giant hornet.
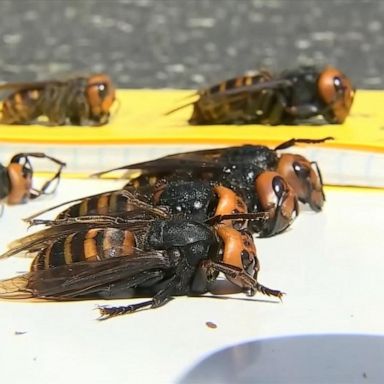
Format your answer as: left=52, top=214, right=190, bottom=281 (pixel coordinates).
left=25, top=175, right=296, bottom=237
left=0, top=73, right=116, bottom=126
left=167, top=66, right=355, bottom=125
left=0, top=199, right=282, bottom=319
left=0, top=152, right=66, bottom=206
left=90, top=137, right=331, bottom=232
left=25, top=180, right=249, bottom=228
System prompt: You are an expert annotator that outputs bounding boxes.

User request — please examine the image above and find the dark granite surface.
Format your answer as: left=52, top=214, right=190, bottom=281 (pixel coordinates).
left=0, top=0, right=382, bottom=89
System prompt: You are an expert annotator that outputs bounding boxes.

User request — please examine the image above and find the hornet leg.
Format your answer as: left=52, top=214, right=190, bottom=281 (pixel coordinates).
left=97, top=275, right=178, bottom=320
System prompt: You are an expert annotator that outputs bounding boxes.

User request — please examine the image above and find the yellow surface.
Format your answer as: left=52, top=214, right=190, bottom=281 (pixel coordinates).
left=0, top=89, right=383, bottom=152
left=325, top=184, right=384, bottom=193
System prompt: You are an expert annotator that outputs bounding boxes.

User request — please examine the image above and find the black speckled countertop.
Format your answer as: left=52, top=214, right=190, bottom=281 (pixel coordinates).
left=0, top=0, right=382, bottom=89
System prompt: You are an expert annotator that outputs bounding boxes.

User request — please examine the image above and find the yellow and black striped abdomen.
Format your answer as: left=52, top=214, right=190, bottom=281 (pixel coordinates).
left=30, top=228, right=136, bottom=271
left=202, top=71, right=273, bottom=96
left=56, top=190, right=139, bottom=219
left=190, top=71, right=279, bottom=125
left=1, top=89, right=42, bottom=124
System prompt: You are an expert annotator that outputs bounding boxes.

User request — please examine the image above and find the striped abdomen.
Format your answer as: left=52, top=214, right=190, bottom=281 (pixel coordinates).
left=189, top=70, right=286, bottom=125
left=200, top=71, right=273, bottom=97
left=1, top=89, right=43, bottom=124
left=30, top=228, right=136, bottom=271
left=57, top=190, right=140, bottom=219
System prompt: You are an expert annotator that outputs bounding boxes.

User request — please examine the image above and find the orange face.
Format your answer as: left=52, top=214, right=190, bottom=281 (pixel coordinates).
left=277, top=154, right=325, bottom=211
left=86, top=74, right=116, bottom=123
left=217, top=226, right=259, bottom=288
left=6, top=163, right=32, bottom=204
left=254, top=171, right=299, bottom=236
left=317, top=67, right=355, bottom=123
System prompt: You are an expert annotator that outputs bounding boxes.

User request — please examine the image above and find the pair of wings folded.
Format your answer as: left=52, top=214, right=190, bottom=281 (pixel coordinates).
left=0, top=212, right=172, bottom=300
left=0, top=252, right=170, bottom=299
left=92, top=146, right=239, bottom=179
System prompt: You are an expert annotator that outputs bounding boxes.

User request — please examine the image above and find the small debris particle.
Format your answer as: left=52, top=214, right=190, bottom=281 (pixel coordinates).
left=206, top=321, right=217, bottom=329
left=362, top=372, right=367, bottom=379
left=14, top=331, right=27, bottom=335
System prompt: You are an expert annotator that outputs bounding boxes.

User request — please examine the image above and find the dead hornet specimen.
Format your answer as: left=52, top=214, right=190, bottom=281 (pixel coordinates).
left=129, top=175, right=297, bottom=237
left=25, top=180, right=256, bottom=231
left=0, top=204, right=282, bottom=319
left=91, top=137, right=332, bottom=234
left=32, top=172, right=295, bottom=237
left=167, top=66, right=355, bottom=125
left=93, top=137, right=329, bottom=213
left=0, top=73, right=116, bottom=126
left=0, top=152, right=66, bottom=205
